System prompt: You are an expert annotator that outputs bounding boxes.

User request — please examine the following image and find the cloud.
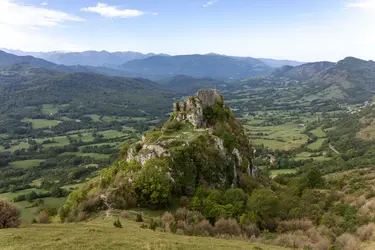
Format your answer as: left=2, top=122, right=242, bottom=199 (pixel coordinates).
left=0, top=0, right=84, bottom=29
left=40, top=2, right=48, bottom=6
left=81, top=3, right=145, bottom=18
left=347, top=0, right=375, bottom=9
left=203, top=0, right=218, bottom=7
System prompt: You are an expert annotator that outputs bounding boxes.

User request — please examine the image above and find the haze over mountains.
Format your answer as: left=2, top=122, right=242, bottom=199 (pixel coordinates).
left=1, top=48, right=305, bottom=67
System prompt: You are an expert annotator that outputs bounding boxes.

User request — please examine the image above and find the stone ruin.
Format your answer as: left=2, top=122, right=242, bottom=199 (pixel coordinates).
left=173, top=90, right=224, bottom=128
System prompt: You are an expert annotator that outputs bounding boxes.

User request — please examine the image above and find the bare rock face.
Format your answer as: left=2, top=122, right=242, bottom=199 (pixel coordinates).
left=196, top=90, right=224, bottom=107
left=173, top=90, right=224, bottom=128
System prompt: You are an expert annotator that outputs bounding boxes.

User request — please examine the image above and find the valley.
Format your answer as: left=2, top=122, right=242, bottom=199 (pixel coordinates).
left=1, top=49, right=375, bottom=250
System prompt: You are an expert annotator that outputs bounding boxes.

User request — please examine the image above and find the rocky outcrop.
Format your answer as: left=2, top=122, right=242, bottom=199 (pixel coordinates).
left=62, top=90, right=258, bottom=218
left=173, top=90, right=224, bottom=128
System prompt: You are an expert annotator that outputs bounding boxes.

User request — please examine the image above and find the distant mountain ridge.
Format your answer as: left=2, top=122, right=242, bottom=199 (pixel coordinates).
left=0, top=49, right=169, bottom=67
left=271, top=57, right=375, bottom=103
left=1, top=48, right=307, bottom=68
left=121, top=54, right=272, bottom=80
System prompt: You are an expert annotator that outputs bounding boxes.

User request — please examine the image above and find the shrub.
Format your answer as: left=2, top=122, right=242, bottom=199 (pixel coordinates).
left=335, top=233, right=360, bottom=250
left=37, top=211, right=51, bottom=224
left=193, top=220, right=214, bottom=236
left=186, top=210, right=204, bottom=225
left=77, top=211, right=88, bottom=222
left=113, top=219, right=122, bottom=228
left=176, top=229, right=185, bottom=235
left=120, top=211, right=129, bottom=219
left=162, top=212, right=174, bottom=225
left=241, top=223, right=261, bottom=237
left=136, top=213, right=143, bottom=222
left=149, top=218, right=159, bottom=231
left=356, top=222, right=375, bottom=241
left=174, top=207, right=188, bottom=221
left=305, top=227, right=332, bottom=250
left=277, top=220, right=313, bottom=233
left=214, top=219, right=241, bottom=236
left=274, top=232, right=311, bottom=249
left=0, top=200, right=20, bottom=229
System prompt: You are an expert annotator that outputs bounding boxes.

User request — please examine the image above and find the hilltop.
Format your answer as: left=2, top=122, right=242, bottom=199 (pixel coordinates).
left=61, top=90, right=256, bottom=218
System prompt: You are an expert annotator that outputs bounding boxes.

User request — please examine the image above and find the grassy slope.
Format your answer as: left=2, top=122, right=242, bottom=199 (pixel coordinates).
left=10, top=159, right=44, bottom=169
left=0, top=219, right=290, bottom=250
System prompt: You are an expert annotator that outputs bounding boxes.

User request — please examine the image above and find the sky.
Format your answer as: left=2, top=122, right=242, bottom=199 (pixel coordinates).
left=0, top=0, right=375, bottom=62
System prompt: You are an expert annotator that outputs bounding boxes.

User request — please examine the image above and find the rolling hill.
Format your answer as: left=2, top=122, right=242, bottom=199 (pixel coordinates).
left=0, top=64, right=174, bottom=117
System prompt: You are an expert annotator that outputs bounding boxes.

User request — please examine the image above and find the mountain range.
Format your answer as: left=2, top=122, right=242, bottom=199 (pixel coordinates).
left=1, top=49, right=375, bottom=105
left=271, top=57, right=375, bottom=103
left=0, top=50, right=274, bottom=80
left=1, top=48, right=305, bottom=68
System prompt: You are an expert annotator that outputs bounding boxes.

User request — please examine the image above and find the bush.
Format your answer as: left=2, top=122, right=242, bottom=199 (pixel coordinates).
left=193, top=220, right=214, bottom=236
left=277, top=220, right=313, bottom=233
left=241, top=223, right=261, bottom=237
left=176, top=229, right=185, bottom=235
left=149, top=218, right=160, bottom=231
left=0, top=200, right=20, bottom=228
left=214, top=219, right=241, bottom=236
left=162, top=212, right=174, bottom=225
left=356, top=223, right=375, bottom=241
left=274, top=232, right=311, bottom=249
left=335, top=233, right=360, bottom=250
left=77, top=211, right=88, bottom=222
left=37, top=211, right=51, bottom=224
left=174, top=207, right=188, bottom=221
left=135, top=213, right=143, bottom=222
left=186, top=210, right=204, bottom=225
left=113, top=219, right=122, bottom=228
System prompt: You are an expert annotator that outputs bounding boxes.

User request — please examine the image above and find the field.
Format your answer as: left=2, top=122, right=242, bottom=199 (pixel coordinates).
left=307, top=138, right=325, bottom=150
left=10, top=159, right=44, bottom=169
left=245, top=122, right=308, bottom=150
left=0, top=218, right=290, bottom=250
left=269, top=169, right=297, bottom=177
left=21, top=118, right=59, bottom=129
left=41, top=104, right=59, bottom=115
left=295, top=152, right=331, bottom=162
left=0, top=188, right=66, bottom=221
left=6, top=141, right=30, bottom=152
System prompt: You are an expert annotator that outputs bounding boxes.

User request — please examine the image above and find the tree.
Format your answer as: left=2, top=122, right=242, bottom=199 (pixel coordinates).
left=247, top=188, right=279, bottom=229
left=9, top=185, right=16, bottom=193
left=0, top=200, right=21, bottom=228
left=306, top=166, right=325, bottom=189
